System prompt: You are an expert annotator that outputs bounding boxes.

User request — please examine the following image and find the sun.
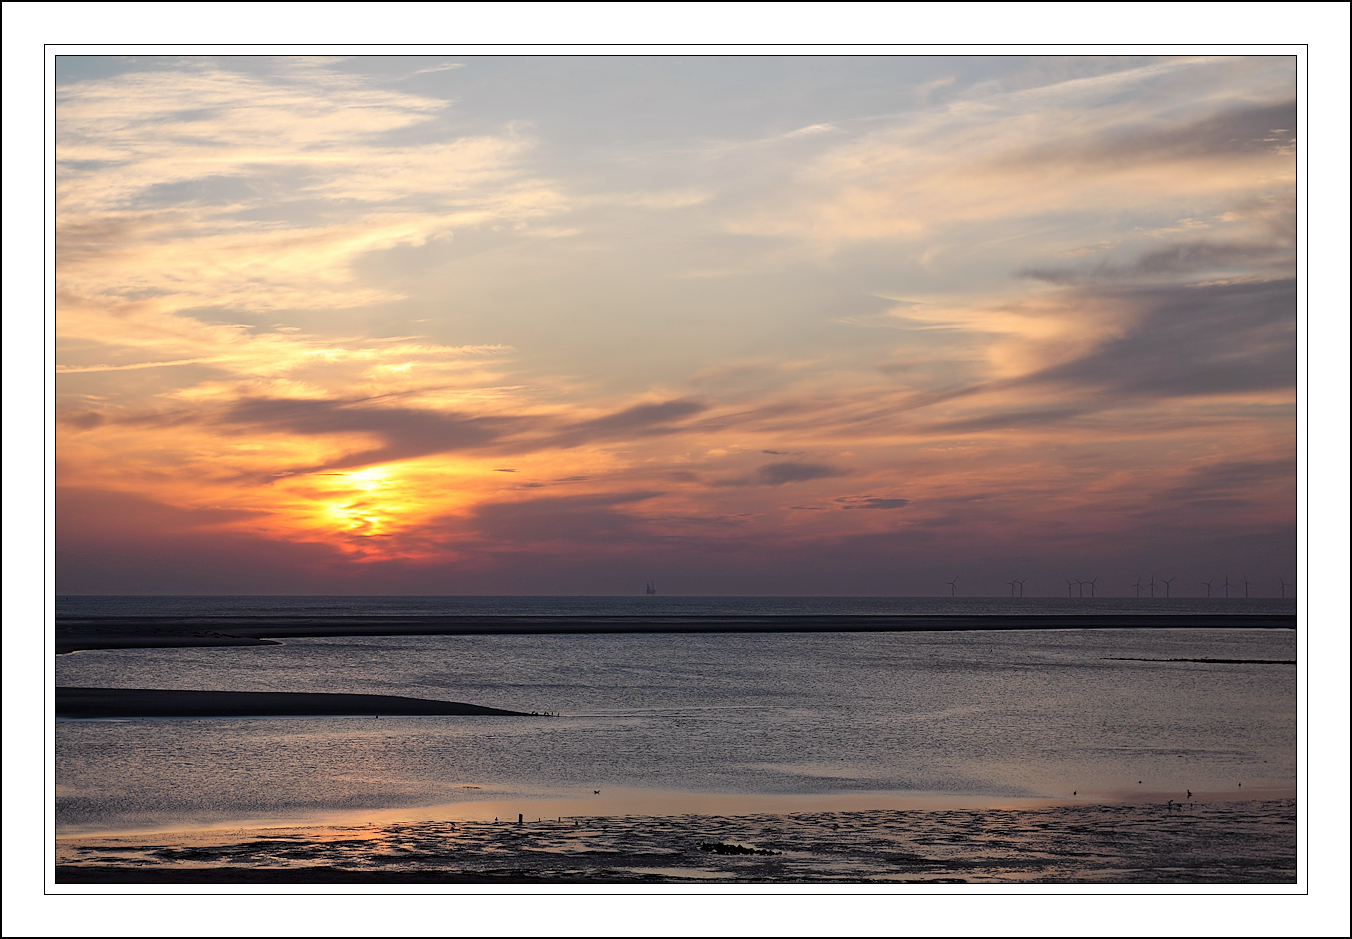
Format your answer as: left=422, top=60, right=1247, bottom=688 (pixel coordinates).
left=315, top=467, right=403, bottom=537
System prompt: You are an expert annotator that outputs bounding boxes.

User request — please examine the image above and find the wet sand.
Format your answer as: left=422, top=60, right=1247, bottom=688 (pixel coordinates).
left=56, top=687, right=531, bottom=719
left=55, top=799, right=1297, bottom=884
left=55, top=612, right=1296, bottom=654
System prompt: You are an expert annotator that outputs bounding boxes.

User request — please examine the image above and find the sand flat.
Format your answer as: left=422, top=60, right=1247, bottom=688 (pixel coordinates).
left=54, top=799, right=1297, bottom=884
left=56, top=687, right=530, bottom=719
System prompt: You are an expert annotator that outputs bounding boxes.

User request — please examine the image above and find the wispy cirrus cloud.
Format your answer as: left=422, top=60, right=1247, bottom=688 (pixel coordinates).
left=55, top=56, right=1297, bottom=593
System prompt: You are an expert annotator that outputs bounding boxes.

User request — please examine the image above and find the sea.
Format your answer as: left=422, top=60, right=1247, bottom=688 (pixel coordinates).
left=54, top=596, right=1298, bottom=883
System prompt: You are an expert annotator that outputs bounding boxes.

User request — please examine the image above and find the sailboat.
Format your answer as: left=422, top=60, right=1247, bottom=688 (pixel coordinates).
left=645, top=581, right=656, bottom=595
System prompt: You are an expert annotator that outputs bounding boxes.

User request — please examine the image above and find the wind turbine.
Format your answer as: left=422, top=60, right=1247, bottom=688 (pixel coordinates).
left=1016, top=578, right=1026, bottom=598
left=1202, top=578, right=1214, bottom=598
left=1162, top=577, right=1175, bottom=598
left=1133, top=577, right=1143, bottom=598
left=1148, top=575, right=1158, bottom=599
left=1222, top=575, right=1232, bottom=598
left=947, top=576, right=959, bottom=597
left=1005, top=579, right=1017, bottom=598
left=1279, top=577, right=1290, bottom=599
left=1086, top=577, right=1098, bottom=598
left=1065, top=578, right=1076, bottom=598
left=1243, top=574, right=1253, bottom=598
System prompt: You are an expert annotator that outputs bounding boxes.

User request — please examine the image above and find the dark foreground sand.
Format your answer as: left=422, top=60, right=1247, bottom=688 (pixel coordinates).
left=55, top=799, right=1296, bottom=884
left=56, top=687, right=530, bottom=719
left=55, top=612, right=1296, bottom=654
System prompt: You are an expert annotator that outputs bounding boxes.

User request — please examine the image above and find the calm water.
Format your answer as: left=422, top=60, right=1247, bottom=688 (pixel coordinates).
left=56, top=627, right=1296, bottom=836
left=57, top=595, right=1296, bottom=620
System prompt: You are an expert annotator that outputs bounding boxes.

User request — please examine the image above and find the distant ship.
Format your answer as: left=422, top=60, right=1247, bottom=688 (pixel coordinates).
left=645, top=581, right=656, bottom=595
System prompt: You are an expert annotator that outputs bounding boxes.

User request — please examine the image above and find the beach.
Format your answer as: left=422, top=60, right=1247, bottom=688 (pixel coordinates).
left=56, top=799, right=1296, bottom=884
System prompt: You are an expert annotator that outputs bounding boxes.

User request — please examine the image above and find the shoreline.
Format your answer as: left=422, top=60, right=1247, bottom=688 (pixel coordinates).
left=55, top=612, right=1296, bottom=654
left=55, top=783, right=1298, bottom=840
left=53, top=798, right=1298, bottom=885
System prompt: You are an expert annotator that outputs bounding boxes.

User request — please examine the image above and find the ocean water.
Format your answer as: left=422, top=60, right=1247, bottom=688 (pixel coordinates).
left=57, top=594, right=1296, bottom=621
left=56, top=626, right=1295, bottom=837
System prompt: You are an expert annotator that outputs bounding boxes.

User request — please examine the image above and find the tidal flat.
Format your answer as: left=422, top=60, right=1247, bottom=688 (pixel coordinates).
left=57, top=799, right=1295, bottom=884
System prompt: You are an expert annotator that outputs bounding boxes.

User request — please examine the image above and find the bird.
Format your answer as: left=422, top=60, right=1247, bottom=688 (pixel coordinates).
left=1187, top=790, right=1192, bottom=799
left=593, top=790, right=601, bottom=795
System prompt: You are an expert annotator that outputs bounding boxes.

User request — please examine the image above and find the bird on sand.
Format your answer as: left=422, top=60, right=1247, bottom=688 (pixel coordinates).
left=594, top=790, right=601, bottom=794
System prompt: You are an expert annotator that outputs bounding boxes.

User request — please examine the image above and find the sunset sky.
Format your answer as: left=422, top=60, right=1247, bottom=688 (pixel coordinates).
left=55, top=54, right=1299, bottom=595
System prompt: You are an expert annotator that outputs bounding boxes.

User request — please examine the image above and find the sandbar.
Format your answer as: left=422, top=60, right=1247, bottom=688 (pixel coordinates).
left=56, top=687, right=530, bottom=719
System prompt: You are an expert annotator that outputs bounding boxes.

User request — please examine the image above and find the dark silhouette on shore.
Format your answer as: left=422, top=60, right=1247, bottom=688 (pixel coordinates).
left=56, top=687, right=531, bottom=719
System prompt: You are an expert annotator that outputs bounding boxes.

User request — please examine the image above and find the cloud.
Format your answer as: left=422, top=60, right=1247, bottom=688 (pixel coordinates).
left=722, top=64, right=1295, bottom=248
left=550, top=399, right=707, bottom=447
left=412, top=63, right=465, bottom=75
left=1000, top=101, right=1297, bottom=179
left=59, top=410, right=106, bottom=430
left=1128, top=241, right=1287, bottom=276
left=1021, top=238, right=1292, bottom=283
left=151, top=394, right=717, bottom=474
left=785, top=123, right=836, bottom=138
left=468, top=491, right=663, bottom=546
left=756, top=462, right=847, bottom=485
left=1135, top=458, right=1295, bottom=517
left=1068, top=100, right=1297, bottom=164
left=58, top=486, right=266, bottom=536
left=840, top=497, right=911, bottom=510
left=920, top=407, right=1087, bottom=435
left=1019, top=278, right=1295, bottom=400
left=52, top=58, right=1297, bottom=592
left=56, top=59, right=571, bottom=328
left=216, top=396, right=526, bottom=470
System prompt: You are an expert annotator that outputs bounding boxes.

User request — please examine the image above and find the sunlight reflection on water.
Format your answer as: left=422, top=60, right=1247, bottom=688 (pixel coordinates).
left=56, top=629, right=1294, bottom=835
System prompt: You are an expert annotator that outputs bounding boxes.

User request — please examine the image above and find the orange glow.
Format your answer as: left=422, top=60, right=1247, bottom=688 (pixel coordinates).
left=54, top=55, right=1296, bottom=593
